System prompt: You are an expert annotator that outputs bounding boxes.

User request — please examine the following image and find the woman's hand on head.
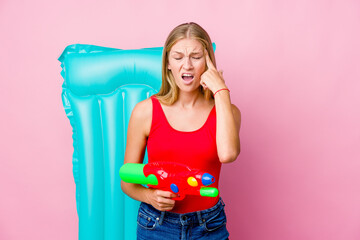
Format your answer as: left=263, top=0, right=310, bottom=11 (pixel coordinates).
left=145, top=189, right=177, bottom=211
left=200, top=49, right=227, bottom=93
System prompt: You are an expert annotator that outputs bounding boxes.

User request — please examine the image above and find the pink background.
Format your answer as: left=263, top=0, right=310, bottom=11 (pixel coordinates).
left=1, top=0, right=360, bottom=239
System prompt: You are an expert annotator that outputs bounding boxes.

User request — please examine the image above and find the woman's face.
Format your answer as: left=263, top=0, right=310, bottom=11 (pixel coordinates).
left=167, top=38, right=206, bottom=92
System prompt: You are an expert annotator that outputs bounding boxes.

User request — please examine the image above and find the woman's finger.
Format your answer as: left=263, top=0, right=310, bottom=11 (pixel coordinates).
left=204, top=49, right=216, bottom=71
left=157, top=190, right=176, bottom=198
left=201, top=82, right=208, bottom=90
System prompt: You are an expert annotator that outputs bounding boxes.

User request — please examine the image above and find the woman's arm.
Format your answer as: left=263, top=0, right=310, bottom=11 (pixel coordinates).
left=200, top=49, right=241, bottom=163
left=214, top=91, right=241, bottom=163
left=121, top=99, right=177, bottom=210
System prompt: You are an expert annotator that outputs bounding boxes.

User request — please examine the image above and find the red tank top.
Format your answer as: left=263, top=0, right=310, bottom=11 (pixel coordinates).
left=147, top=95, right=221, bottom=213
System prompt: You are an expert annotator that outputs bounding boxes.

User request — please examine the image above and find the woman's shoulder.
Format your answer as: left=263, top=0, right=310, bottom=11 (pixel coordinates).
left=131, top=97, right=153, bottom=121
left=231, top=104, right=241, bottom=116
left=230, top=104, right=241, bottom=130
left=130, top=97, right=153, bottom=136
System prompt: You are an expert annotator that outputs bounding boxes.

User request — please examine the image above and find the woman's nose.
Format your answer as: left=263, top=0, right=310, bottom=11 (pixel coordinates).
left=183, top=57, right=193, bottom=69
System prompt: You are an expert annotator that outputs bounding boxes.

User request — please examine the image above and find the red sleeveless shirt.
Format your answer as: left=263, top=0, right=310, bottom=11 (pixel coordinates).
left=147, top=95, right=221, bottom=213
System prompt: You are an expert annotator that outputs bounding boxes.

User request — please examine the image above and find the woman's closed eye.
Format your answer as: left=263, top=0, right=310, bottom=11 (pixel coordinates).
left=174, top=57, right=202, bottom=60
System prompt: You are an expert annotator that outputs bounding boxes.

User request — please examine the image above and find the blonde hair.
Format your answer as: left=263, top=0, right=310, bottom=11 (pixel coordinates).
left=155, top=22, right=217, bottom=105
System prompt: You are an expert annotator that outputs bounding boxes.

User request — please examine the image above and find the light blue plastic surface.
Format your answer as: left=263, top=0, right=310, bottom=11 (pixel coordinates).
left=58, top=42, right=216, bottom=240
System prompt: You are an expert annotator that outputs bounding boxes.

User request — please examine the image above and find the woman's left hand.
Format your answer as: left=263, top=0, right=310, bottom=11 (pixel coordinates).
left=200, top=49, right=227, bottom=94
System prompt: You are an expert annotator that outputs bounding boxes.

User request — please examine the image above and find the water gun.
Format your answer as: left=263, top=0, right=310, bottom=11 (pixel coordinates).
left=119, top=162, right=219, bottom=200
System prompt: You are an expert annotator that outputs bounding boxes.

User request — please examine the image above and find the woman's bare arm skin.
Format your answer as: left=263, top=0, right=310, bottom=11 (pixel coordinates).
left=214, top=92, right=241, bottom=163
left=120, top=99, right=176, bottom=211
left=200, top=49, right=241, bottom=163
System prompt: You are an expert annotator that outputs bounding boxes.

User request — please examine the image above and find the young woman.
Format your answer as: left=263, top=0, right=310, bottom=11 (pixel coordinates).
left=121, top=22, right=241, bottom=240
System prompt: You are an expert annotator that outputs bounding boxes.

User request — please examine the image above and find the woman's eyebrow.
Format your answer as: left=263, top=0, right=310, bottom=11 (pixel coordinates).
left=172, top=51, right=202, bottom=55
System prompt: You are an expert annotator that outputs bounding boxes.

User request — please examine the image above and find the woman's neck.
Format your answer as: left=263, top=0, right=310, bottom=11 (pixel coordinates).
left=175, top=89, right=205, bottom=109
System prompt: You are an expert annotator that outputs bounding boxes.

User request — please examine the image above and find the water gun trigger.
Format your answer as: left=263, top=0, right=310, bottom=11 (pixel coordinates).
left=171, top=193, right=185, bottom=201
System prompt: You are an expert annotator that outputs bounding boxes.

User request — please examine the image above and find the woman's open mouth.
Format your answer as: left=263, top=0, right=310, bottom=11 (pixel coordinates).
left=182, top=73, right=194, bottom=84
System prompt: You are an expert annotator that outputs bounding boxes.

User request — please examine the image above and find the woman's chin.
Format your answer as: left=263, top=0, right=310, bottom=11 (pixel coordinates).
left=177, top=85, right=202, bottom=94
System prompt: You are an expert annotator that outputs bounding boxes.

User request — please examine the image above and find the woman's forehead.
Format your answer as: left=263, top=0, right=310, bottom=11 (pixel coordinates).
left=170, top=39, right=203, bottom=54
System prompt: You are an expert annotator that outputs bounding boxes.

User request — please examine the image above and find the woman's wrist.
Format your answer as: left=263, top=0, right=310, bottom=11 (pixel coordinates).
left=143, top=187, right=154, bottom=205
left=213, top=87, right=230, bottom=97
left=211, top=83, right=228, bottom=95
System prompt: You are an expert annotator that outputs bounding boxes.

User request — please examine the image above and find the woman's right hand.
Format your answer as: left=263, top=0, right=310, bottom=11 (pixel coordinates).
left=145, top=188, right=177, bottom=211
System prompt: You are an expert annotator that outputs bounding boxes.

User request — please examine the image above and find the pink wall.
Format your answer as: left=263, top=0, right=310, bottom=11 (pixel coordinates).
left=1, top=0, right=359, bottom=239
